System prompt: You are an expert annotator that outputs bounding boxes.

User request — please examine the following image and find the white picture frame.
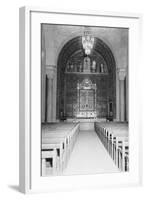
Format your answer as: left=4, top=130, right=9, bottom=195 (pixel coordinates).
left=19, top=6, right=143, bottom=194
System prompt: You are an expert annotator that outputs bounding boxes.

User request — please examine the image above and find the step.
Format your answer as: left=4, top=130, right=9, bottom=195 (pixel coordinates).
left=79, top=122, right=94, bottom=131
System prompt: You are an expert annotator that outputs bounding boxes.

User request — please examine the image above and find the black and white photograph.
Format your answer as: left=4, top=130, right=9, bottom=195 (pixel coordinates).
left=41, top=24, right=129, bottom=176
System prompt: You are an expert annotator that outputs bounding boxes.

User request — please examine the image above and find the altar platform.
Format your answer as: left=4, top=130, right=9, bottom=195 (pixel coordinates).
left=66, top=118, right=107, bottom=131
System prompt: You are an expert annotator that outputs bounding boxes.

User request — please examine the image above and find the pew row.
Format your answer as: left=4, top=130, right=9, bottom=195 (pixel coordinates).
left=41, top=122, right=80, bottom=176
left=94, top=122, right=129, bottom=172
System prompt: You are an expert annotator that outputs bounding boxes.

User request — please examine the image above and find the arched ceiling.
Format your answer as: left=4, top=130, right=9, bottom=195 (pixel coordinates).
left=57, top=36, right=116, bottom=73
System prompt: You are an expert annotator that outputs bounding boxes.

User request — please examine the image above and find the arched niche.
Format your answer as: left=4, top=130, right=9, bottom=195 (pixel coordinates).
left=57, top=36, right=116, bottom=120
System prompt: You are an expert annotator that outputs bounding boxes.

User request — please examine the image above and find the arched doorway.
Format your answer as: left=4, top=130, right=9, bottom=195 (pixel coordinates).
left=57, top=36, right=116, bottom=120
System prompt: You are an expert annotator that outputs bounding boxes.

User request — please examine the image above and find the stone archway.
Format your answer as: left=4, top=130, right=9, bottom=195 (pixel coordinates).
left=57, top=36, right=116, bottom=120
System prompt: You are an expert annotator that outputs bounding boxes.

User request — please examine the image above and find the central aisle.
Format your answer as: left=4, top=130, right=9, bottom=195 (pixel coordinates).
left=63, top=130, right=119, bottom=175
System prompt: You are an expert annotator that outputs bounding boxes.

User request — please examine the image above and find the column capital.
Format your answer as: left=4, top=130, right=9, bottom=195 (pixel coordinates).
left=46, top=73, right=53, bottom=79
left=46, top=65, right=56, bottom=79
left=46, top=65, right=57, bottom=71
left=117, top=68, right=126, bottom=81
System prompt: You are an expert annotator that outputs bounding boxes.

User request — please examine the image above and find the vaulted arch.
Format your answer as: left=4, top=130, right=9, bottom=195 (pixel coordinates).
left=57, top=36, right=116, bottom=72
left=57, top=36, right=116, bottom=119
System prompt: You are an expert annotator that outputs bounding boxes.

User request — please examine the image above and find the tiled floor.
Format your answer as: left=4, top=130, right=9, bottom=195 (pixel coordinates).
left=63, top=130, right=119, bottom=175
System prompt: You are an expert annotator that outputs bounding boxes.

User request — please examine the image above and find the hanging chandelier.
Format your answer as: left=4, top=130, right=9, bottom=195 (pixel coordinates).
left=82, top=31, right=94, bottom=55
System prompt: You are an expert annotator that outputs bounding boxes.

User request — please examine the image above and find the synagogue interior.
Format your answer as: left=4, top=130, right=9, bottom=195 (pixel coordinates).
left=41, top=24, right=129, bottom=176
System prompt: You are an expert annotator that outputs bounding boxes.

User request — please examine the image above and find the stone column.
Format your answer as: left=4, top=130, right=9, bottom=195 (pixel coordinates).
left=46, top=65, right=57, bottom=122
left=41, top=50, right=46, bottom=122
left=116, top=71, right=120, bottom=121
left=118, top=68, right=126, bottom=122
left=120, top=79, right=125, bottom=121
left=52, top=75, right=57, bottom=122
left=126, top=67, right=129, bottom=122
left=64, top=78, right=66, bottom=117
left=47, top=77, right=53, bottom=122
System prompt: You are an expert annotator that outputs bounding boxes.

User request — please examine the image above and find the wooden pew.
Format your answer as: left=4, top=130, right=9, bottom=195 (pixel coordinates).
left=41, top=122, right=80, bottom=175
left=116, top=137, right=129, bottom=171
left=42, top=124, right=79, bottom=165
left=42, top=139, right=66, bottom=172
left=42, top=133, right=70, bottom=170
left=94, top=122, right=129, bottom=172
left=41, top=149, right=57, bottom=176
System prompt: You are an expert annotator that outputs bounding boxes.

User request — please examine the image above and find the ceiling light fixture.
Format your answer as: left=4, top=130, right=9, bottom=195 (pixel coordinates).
left=82, top=30, right=94, bottom=55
